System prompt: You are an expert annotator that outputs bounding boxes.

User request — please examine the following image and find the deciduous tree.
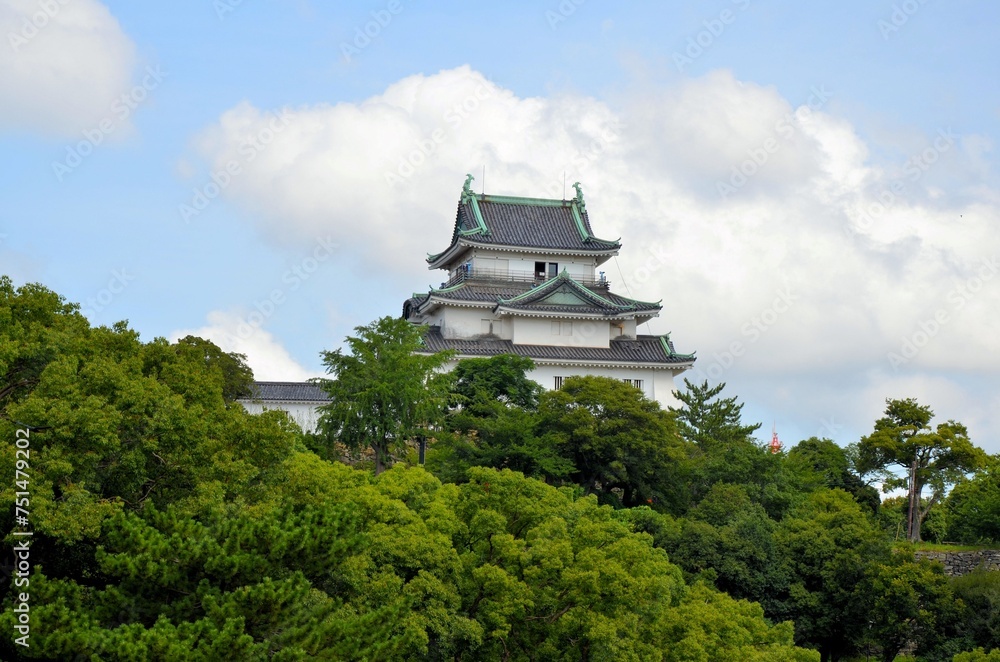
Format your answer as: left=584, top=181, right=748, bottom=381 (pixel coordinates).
left=536, top=376, right=689, bottom=509
left=946, top=457, right=1000, bottom=544
left=316, top=316, right=454, bottom=474
left=858, top=397, right=986, bottom=542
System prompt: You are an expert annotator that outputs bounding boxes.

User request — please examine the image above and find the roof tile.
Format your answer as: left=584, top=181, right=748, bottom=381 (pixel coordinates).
left=419, top=326, right=694, bottom=366
left=244, top=381, right=330, bottom=402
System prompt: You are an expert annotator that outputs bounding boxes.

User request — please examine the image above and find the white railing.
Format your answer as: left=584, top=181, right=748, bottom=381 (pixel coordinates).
left=441, top=267, right=609, bottom=289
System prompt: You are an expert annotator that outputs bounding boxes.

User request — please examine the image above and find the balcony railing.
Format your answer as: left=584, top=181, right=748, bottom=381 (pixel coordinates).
left=440, top=267, right=610, bottom=289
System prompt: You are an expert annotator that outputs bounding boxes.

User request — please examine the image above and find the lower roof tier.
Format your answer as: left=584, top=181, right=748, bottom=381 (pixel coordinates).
left=418, top=326, right=695, bottom=369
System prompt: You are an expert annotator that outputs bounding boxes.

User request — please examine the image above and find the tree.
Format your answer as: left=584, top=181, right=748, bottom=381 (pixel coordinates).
left=951, top=570, right=1000, bottom=655
left=947, top=457, right=1000, bottom=544
left=776, top=489, right=892, bottom=661
left=862, top=550, right=963, bottom=662
left=449, top=354, right=541, bottom=413
left=685, top=483, right=788, bottom=617
left=171, top=334, right=254, bottom=402
left=787, top=437, right=880, bottom=513
left=669, top=380, right=805, bottom=517
left=669, top=378, right=760, bottom=449
left=535, top=375, right=690, bottom=510
left=428, top=355, right=570, bottom=484
left=0, top=276, right=89, bottom=409
left=858, top=398, right=986, bottom=542
left=316, top=316, right=454, bottom=474
left=428, top=405, right=574, bottom=485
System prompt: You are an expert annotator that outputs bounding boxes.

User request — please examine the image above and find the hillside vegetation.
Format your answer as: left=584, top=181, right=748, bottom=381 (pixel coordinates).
left=3, top=276, right=1000, bottom=661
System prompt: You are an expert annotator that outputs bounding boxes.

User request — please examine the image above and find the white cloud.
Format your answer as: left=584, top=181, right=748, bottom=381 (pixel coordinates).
left=171, top=310, right=321, bottom=382
left=0, top=0, right=136, bottom=136
left=186, top=65, right=1000, bottom=451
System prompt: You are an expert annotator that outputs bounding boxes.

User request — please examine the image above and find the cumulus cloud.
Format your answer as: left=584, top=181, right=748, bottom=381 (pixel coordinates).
left=185, top=65, right=1000, bottom=449
left=0, top=0, right=136, bottom=136
left=171, top=310, right=321, bottom=382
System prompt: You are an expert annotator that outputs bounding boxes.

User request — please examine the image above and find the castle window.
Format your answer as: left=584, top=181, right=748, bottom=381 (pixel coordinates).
left=554, top=376, right=564, bottom=389
left=552, top=321, right=573, bottom=336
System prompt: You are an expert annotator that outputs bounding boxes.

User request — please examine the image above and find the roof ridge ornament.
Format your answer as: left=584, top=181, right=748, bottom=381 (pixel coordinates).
left=461, top=173, right=476, bottom=203
left=572, top=181, right=587, bottom=214
left=569, top=182, right=592, bottom=242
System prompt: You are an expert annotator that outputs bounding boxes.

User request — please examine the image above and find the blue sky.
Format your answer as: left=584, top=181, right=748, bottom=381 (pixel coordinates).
left=2, top=0, right=999, bottom=453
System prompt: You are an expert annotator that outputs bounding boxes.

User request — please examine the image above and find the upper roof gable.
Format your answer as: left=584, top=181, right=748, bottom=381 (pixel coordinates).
left=428, top=175, right=621, bottom=267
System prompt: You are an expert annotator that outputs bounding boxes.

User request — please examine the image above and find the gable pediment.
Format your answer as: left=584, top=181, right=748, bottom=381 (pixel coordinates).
left=538, top=285, right=591, bottom=306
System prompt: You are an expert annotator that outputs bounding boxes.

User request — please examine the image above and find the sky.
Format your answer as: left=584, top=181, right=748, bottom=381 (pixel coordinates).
left=2, top=0, right=999, bottom=454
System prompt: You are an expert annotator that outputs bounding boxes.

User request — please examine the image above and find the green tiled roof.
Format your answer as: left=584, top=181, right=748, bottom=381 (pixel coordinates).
left=427, top=176, right=621, bottom=265
left=418, top=326, right=695, bottom=366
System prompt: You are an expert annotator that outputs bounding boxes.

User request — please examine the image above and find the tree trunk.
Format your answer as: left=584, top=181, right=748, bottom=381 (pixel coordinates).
left=373, top=441, right=385, bottom=475
left=907, top=459, right=920, bottom=542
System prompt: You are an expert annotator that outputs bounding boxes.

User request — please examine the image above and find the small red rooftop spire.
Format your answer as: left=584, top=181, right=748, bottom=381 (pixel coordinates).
left=770, top=423, right=782, bottom=454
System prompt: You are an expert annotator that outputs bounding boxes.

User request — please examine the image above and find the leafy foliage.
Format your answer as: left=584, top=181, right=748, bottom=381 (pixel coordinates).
left=859, top=398, right=986, bottom=541
left=951, top=570, right=1000, bottom=655
left=316, top=316, right=454, bottom=474
left=0, top=283, right=820, bottom=659
left=775, top=489, right=892, bottom=660
left=431, top=373, right=690, bottom=511
left=787, top=437, right=880, bottom=513
left=534, top=376, right=689, bottom=509
left=669, top=378, right=761, bottom=449
left=946, top=458, right=1000, bottom=544
left=4, top=278, right=998, bottom=660
left=448, top=353, right=542, bottom=412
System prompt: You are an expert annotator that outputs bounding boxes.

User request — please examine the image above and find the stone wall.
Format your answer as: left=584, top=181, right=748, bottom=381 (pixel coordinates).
left=915, top=550, right=1000, bottom=576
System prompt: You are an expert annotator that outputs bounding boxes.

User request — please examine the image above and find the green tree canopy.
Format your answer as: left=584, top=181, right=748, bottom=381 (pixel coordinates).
left=669, top=378, right=761, bottom=450
left=448, top=353, right=541, bottom=413
left=787, top=437, right=880, bottom=513
left=862, top=550, right=963, bottom=662
left=316, top=316, right=454, bottom=474
left=536, top=376, right=690, bottom=510
left=951, top=570, right=1000, bottom=655
left=947, top=457, right=1000, bottom=544
left=776, top=489, right=891, bottom=661
left=858, top=397, right=986, bottom=542
left=171, top=334, right=254, bottom=403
